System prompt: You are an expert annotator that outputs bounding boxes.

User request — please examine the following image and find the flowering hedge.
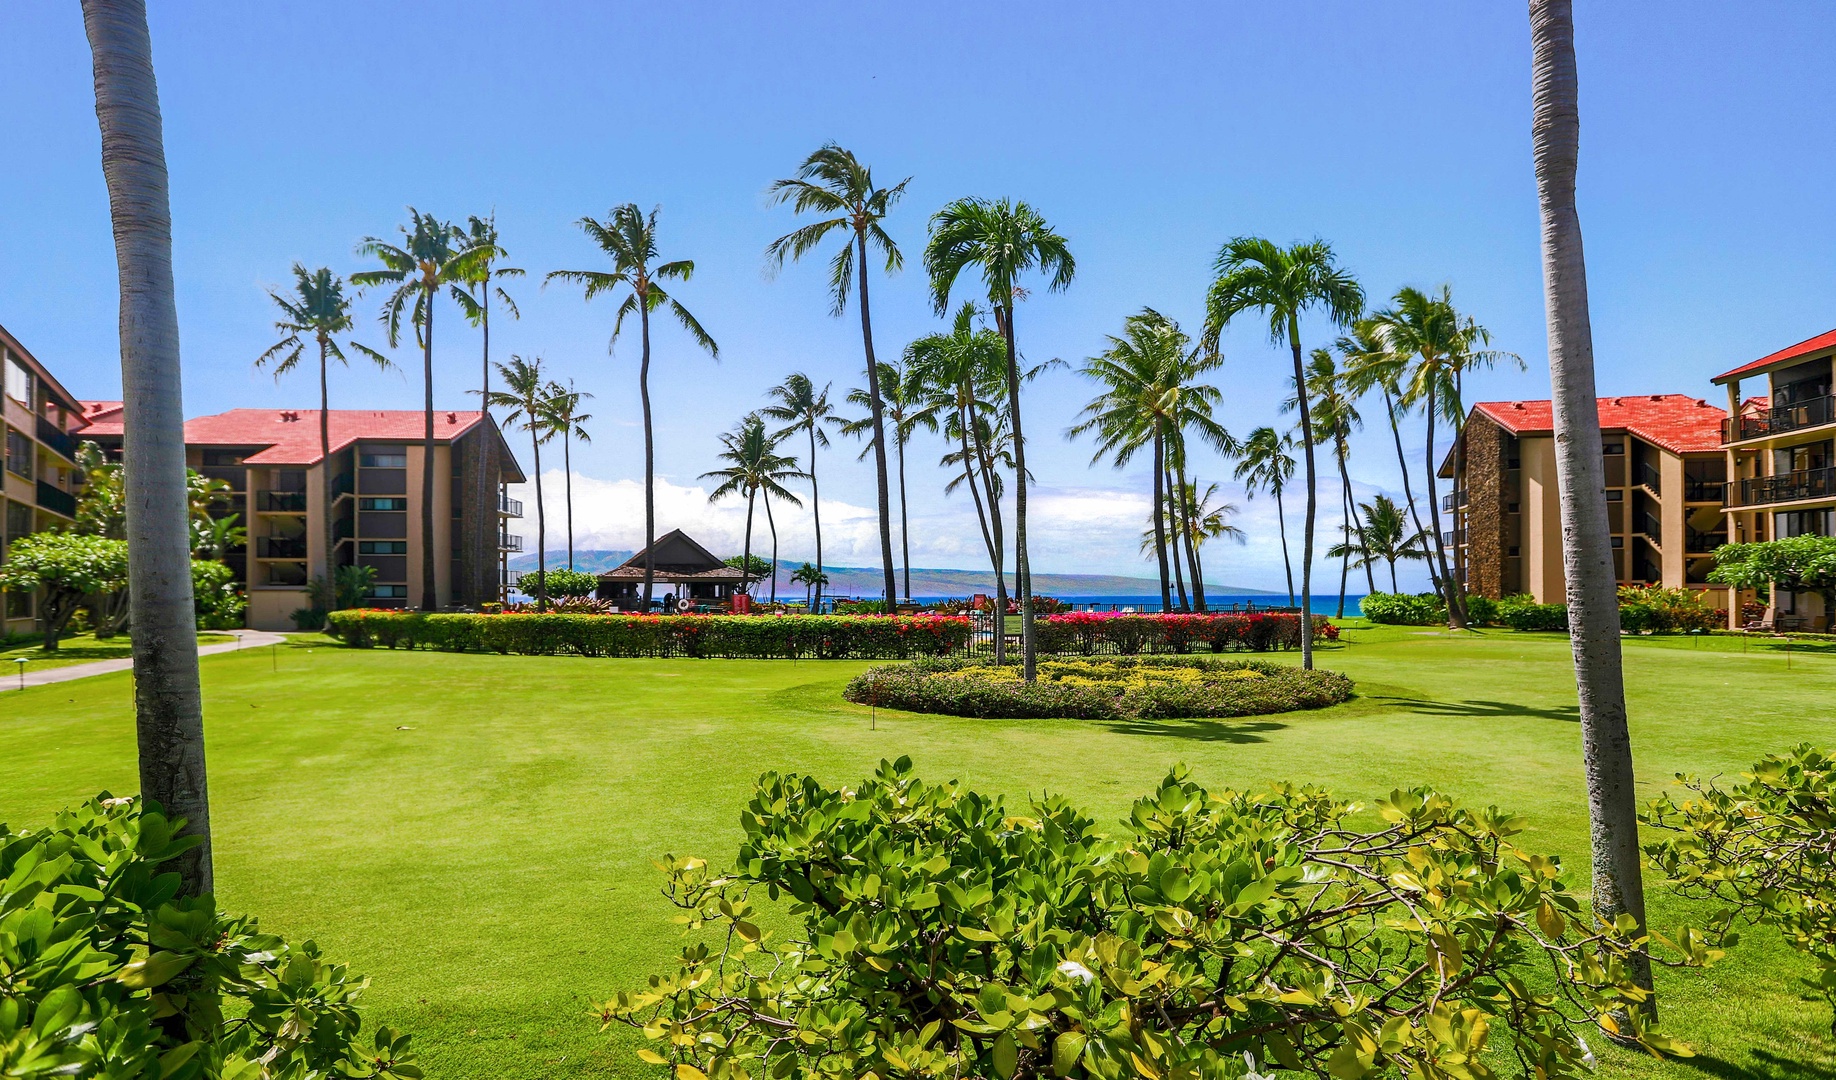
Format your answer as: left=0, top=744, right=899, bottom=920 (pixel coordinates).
left=1034, top=611, right=1336, bottom=654
left=844, top=655, right=1354, bottom=720
left=321, top=610, right=976, bottom=659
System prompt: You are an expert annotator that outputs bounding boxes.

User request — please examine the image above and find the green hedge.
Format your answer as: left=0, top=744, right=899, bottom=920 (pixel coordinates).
left=1358, top=592, right=1446, bottom=625
left=842, top=655, right=1355, bottom=720
left=322, top=610, right=976, bottom=659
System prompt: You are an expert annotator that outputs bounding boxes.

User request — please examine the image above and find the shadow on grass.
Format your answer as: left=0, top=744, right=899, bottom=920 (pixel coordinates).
left=1367, top=695, right=1580, bottom=723
left=1094, top=718, right=1289, bottom=742
left=3, top=645, right=133, bottom=662
left=1681, top=1048, right=1834, bottom=1080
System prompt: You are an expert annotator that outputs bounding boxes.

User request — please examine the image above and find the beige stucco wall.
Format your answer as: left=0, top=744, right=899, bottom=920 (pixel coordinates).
left=1658, top=451, right=1686, bottom=587
left=1520, top=435, right=1565, bottom=602
left=249, top=588, right=308, bottom=632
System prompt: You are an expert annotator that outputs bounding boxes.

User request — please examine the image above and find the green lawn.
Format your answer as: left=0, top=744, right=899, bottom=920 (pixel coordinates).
left=0, top=631, right=234, bottom=672
left=2, top=627, right=1833, bottom=1079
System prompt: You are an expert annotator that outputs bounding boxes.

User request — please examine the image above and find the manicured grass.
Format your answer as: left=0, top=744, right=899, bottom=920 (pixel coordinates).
left=0, top=631, right=233, bottom=672
left=2, top=627, right=1833, bottom=1079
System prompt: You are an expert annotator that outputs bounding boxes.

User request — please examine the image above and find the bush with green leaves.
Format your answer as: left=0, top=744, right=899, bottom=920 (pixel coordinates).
left=520, top=568, right=600, bottom=599
left=843, top=656, right=1354, bottom=720
left=0, top=794, right=418, bottom=1080
left=1644, top=744, right=1836, bottom=1032
left=597, top=760, right=1706, bottom=1080
left=1614, top=585, right=1719, bottom=633
left=0, top=533, right=129, bottom=649
left=1462, top=594, right=1498, bottom=626
left=1497, top=594, right=1569, bottom=632
left=191, top=559, right=246, bottom=630
left=1356, top=592, right=1445, bottom=625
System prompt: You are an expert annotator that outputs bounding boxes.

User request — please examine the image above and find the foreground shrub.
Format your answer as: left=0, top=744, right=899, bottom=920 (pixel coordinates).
left=1462, top=593, right=1499, bottom=626
left=1645, top=744, right=1836, bottom=1031
left=1615, top=585, right=1720, bottom=633
left=597, top=760, right=1703, bottom=1080
left=323, top=610, right=975, bottom=659
left=1358, top=591, right=1445, bottom=625
left=0, top=795, right=416, bottom=1080
left=1499, top=593, right=1570, bottom=631
left=844, top=656, right=1353, bottom=720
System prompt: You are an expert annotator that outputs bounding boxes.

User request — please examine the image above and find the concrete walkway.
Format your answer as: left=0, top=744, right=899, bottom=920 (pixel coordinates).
left=0, top=629, right=288, bottom=692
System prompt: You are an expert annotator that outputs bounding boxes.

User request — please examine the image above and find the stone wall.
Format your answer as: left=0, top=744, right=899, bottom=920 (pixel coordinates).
left=1463, top=415, right=1509, bottom=600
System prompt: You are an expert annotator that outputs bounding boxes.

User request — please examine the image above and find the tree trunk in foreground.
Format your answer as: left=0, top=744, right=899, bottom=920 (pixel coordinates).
left=84, top=0, right=211, bottom=896
left=1529, top=0, right=1653, bottom=1012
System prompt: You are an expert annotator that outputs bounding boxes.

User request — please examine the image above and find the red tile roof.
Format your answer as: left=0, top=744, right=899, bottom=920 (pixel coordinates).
left=1472, top=394, right=1727, bottom=454
left=78, top=405, right=512, bottom=469
left=1713, top=327, right=1836, bottom=384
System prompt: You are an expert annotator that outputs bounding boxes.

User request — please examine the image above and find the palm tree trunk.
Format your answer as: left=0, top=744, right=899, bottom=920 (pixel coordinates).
left=1530, top=0, right=1652, bottom=1010
left=742, top=486, right=755, bottom=597
left=532, top=428, right=546, bottom=613
left=1385, top=387, right=1443, bottom=602
left=83, top=0, right=210, bottom=895
left=419, top=289, right=438, bottom=611
left=1388, top=555, right=1399, bottom=593
left=319, top=337, right=334, bottom=587
left=856, top=231, right=898, bottom=606
left=639, top=300, right=655, bottom=609
left=970, top=416, right=1007, bottom=666
left=764, top=491, right=779, bottom=603
left=959, top=417, right=997, bottom=577
left=1423, top=386, right=1467, bottom=628
left=1166, top=469, right=1188, bottom=611
left=474, top=291, right=493, bottom=606
left=1151, top=431, right=1172, bottom=611
left=1336, top=451, right=1351, bottom=619
left=807, top=425, right=823, bottom=610
left=1288, top=319, right=1317, bottom=670
left=896, top=427, right=912, bottom=601
left=1176, top=463, right=1205, bottom=612
left=1346, top=459, right=1376, bottom=596
left=564, top=430, right=575, bottom=570
left=1275, top=486, right=1295, bottom=607
left=999, top=308, right=1036, bottom=681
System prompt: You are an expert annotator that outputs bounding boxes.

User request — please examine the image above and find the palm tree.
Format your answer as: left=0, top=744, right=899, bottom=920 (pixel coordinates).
left=1339, top=319, right=1444, bottom=604
left=791, top=562, right=828, bottom=608
left=924, top=198, right=1074, bottom=681
left=353, top=209, right=486, bottom=611
left=702, top=413, right=806, bottom=598
left=1530, top=0, right=1652, bottom=1009
left=761, top=373, right=839, bottom=610
left=907, top=304, right=1020, bottom=663
left=485, top=356, right=557, bottom=612
left=1205, top=238, right=1363, bottom=669
left=1235, top=427, right=1298, bottom=606
left=1180, top=480, right=1245, bottom=602
left=1369, top=285, right=1519, bottom=629
left=1338, top=494, right=1427, bottom=592
left=837, top=358, right=932, bottom=602
left=454, top=214, right=522, bottom=604
left=256, top=265, right=392, bottom=578
left=1289, top=348, right=1367, bottom=615
left=545, top=380, right=593, bottom=570
left=82, top=0, right=211, bottom=895
left=547, top=204, right=717, bottom=610
left=767, top=144, right=910, bottom=605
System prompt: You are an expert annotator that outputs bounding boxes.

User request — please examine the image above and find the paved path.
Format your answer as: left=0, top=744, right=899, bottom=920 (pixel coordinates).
left=0, top=629, right=288, bottom=692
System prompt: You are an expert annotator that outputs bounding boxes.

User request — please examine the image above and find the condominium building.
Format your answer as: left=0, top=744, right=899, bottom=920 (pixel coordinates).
left=79, top=407, right=526, bottom=629
left=1440, top=395, right=1732, bottom=607
left=1713, top=327, right=1836, bottom=629
left=0, top=323, right=90, bottom=638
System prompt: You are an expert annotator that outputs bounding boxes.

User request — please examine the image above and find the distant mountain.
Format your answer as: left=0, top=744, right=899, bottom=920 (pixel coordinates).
left=508, top=550, right=1271, bottom=598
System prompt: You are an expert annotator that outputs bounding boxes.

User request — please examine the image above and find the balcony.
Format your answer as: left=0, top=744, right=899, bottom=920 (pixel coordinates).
left=1636, top=461, right=1662, bottom=494
left=258, top=490, right=308, bottom=512
left=1685, top=530, right=1727, bottom=554
left=1683, top=478, right=1723, bottom=502
left=1439, top=529, right=1466, bottom=547
left=499, top=532, right=523, bottom=552
left=35, top=416, right=78, bottom=462
left=35, top=480, right=76, bottom=518
left=1728, top=466, right=1836, bottom=508
left=1441, top=490, right=1467, bottom=512
left=1723, top=395, right=1836, bottom=443
left=257, top=536, right=308, bottom=559
left=197, top=465, right=247, bottom=490
left=499, top=494, right=523, bottom=517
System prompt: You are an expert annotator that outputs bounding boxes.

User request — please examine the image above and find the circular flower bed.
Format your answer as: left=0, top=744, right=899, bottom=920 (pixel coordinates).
left=843, top=656, right=1353, bottom=720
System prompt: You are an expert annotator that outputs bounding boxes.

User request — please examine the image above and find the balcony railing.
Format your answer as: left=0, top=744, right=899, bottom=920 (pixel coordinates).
left=1636, top=512, right=1663, bottom=545
left=1684, top=530, right=1727, bottom=554
left=257, top=536, right=308, bottom=559
left=1440, top=490, right=1467, bottom=512
left=499, top=494, right=523, bottom=517
left=1728, top=466, right=1836, bottom=507
left=35, top=480, right=76, bottom=518
left=1723, top=395, right=1836, bottom=442
left=1636, top=461, right=1662, bottom=494
left=1439, top=529, right=1466, bottom=547
left=35, top=416, right=77, bottom=462
left=499, top=533, right=523, bottom=551
left=258, top=490, right=308, bottom=512
left=1683, top=478, right=1724, bottom=502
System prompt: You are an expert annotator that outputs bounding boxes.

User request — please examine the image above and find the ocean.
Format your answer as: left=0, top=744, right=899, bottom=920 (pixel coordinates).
left=909, top=593, right=1368, bottom=616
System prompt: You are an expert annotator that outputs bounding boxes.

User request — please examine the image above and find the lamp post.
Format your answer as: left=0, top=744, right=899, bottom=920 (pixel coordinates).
left=14, top=656, right=25, bottom=691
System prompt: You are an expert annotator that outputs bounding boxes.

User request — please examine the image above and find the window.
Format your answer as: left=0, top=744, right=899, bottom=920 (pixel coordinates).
left=1602, top=442, right=1624, bottom=455
left=1507, top=545, right=1521, bottom=557
left=360, top=451, right=407, bottom=468
left=359, top=497, right=407, bottom=511
left=1610, top=536, right=1624, bottom=548
left=4, top=590, right=30, bottom=619
left=1605, top=490, right=1623, bottom=502
left=4, top=428, right=31, bottom=481
left=359, top=540, right=408, bottom=555
left=5, top=500, right=31, bottom=542
left=202, top=450, right=245, bottom=466
left=4, top=353, right=31, bottom=406
left=1506, top=502, right=1519, bottom=513
left=365, top=584, right=408, bottom=599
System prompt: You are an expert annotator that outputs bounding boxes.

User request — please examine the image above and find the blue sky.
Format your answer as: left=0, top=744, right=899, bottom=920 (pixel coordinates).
left=3, top=2, right=1832, bottom=590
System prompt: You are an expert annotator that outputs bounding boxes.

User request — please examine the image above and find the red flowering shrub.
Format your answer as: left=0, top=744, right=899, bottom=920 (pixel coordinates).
left=1036, top=612, right=1334, bottom=654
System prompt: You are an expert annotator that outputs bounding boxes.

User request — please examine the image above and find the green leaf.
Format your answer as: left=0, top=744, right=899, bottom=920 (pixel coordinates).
left=992, top=1032, right=1018, bottom=1079
left=1052, top=1032, right=1087, bottom=1077
left=119, top=951, right=195, bottom=989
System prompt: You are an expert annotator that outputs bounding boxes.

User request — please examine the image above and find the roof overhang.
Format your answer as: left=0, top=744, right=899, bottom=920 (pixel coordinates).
left=1712, top=328, right=1836, bottom=385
